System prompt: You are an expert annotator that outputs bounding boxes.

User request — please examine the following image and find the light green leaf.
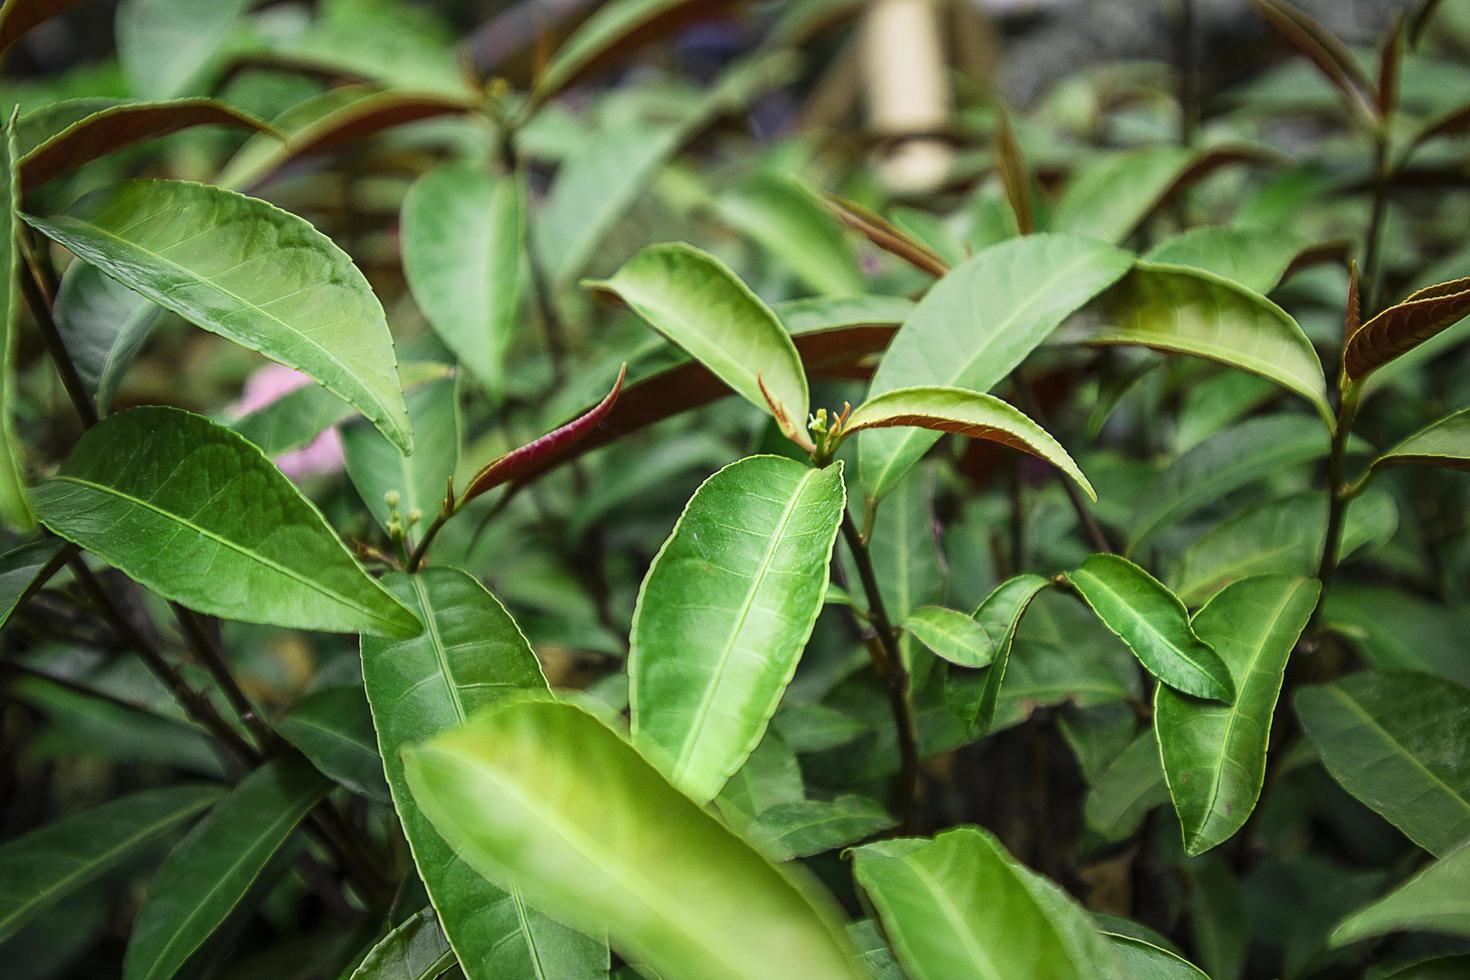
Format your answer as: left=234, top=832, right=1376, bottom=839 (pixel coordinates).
left=772, top=294, right=914, bottom=333
left=25, top=180, right=413, bottom=452
left=1156, top=575, right=1320, bottom=855
left=277, top=685, right=390, bottom=805
left=123, top=756, right=328, bottom=980
left=713, top=174, right=863, bottom=295
left=858, top=233, right=1132, bottom=505
left=31, top=406, right=420, bottom=637
left=348, top=907, right=455, bottom=980
left=116, top=0, right=251, bottom=99
left=744, top=795, right=895, bottom=861
left=1297, top=670, right=1470, bottom=857
left=361, top=568, right=607, bottom=980
left=53, top=259, right=161, bottom=416
left=1174, top=371, right=1277, bottom=454
left=0, top=538, right=65, bottom=628
left=852, top=825, right=1123, bottom=979
left=402, top=697, right=864, bottom=980
left=1331, top=846, right=1470, bottom=946
left=630, top=455, right=845, bottom=802
left=1083, top=731, right=1167, bottom=842
left=0, top=111, right=30, bottom=531
left=1107, top=933, right=1211, bottom=979
left=903, top=606, right=995, bottom=668
left=1068, top=554, right=1235, bottom=702
left=773, top=702, right=868, bottom=752
left=0, top=784, right=222, bottom=943
left=402, top=165, right=523, bottom=401
left=1056, top=262, right=1333, bottom=427
left=842, top=385, right=1094, bottom=500
left=588, top=244, right=811, bottom=446
left=343, top=377, right=459, bottom=544
left=1142, top=225, right=1336, bottom=294
left=1371, top=406, right=1470, bottom=473
left=965, top=573, right=1051, bottom=736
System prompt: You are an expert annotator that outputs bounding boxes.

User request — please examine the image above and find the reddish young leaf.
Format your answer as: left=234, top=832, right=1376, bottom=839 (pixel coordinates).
left=993, top=105, right=1033, bottom=236
left=1377, top=13, right=1404, bottom=118
left=1344, top=276, right=1470, bottom=380
left=1253, top=0, right=1376, bottom=121
left=460, top=364, right=627, bottom=503
left=1344, top=259, right=1362, bottom=344
left=0, top=0, right=80, bottom=57
left=824, top=195, right=949, bottom=278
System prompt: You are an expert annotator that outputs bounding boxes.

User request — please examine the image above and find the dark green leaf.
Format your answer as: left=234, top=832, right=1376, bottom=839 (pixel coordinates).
left=1084, top=731, right=1167, bottom=842
left=342, top=377, right=458, bottom=544
left=347, top=907, right=455, bottom=980
left=0, top=538, right=64, bottom=628
left=277, top=685, right=390, bottom=804
left=0, top=111, right=29, bottom=531
left=1107, top=934, right=1211, bottom=979
left=1371, top=405, right=1470, bottom=473
left=52, top=259, right=161, bottom=416
left=1331, top=846, right=1470, bottom=946
left=745, top=795, right=895, bottom=861
left=965, top=573, right=1052, bottom=735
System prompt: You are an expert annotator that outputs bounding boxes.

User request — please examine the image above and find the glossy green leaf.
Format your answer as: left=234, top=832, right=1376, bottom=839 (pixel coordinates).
left=1156, top=575, right=1319, bottom=855
left=343, top=377, right=458, bottom=544
left=1344, top=276, right=1470, bottom=382
left=31, top=406, right=420, bottom=637
left=841, top=385, right=1094, bottom=500
left=0, top=111, right=29, bottom=532
left=903, top=606, right=994, bottom=668
left=0, top=538, right=64, bottom=628
left=0, top=784, right=222, bottom=943
left=852, top=825, right=1123, bottom=979
left=1068, top=554, right=1235, bottom=702
left=965, top=573, right=1052, bottom=736
left=361, top=568, right=607, bottom=980
left=0, top=0, right=81, bottom=56
left=713, top=174, right=863, bottom=295
left=858, top=233, right=1132, bottom=504
left=588, top=244, right=811, bottom=447
left=1107, top=934, right=1211, bottom=979
left=1057, top=262, right=1333, bottom=427
left=1371, top=406, right=1470, bottom=473
left=630, top=456, right=845, bottom=802
left=402, top=697, right=863, bottom=980
left=25, top=180, right=413, bottom=452
left=1331, top=846, right=1470, bottom=946
left=1297, top=670, right=1470, bottom=856
left=52, top=259, right=161, bottom=415
left=348, top=907, right=455, bottom=980
left=1083, top=730, right=1167, bottom=842
left=531, top=0, right=716, bottom=105
left=277, top=685, right=390, bottom=804
left=402, top=165, right=522, bottom=401
left=123, top=756, right=328, bottom=980
left=116, top=0, right=251, bottom=99
left=1142, top=225, right=1339, bottom=294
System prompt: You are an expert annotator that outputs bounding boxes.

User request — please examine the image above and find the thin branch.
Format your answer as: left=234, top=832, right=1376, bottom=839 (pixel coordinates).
left=18, top=239, right=98, bottom=429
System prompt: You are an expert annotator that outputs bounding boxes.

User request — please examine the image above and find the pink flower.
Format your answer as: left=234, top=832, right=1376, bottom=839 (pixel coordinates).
left=232, top=364, right=344, bottom=481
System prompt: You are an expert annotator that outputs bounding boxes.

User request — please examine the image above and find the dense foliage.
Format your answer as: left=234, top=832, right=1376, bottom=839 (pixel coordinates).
left=1, top=0, right=1469, bottom=977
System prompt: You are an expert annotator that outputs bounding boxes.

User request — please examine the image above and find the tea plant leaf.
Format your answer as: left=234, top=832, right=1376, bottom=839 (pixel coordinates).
left=1108, top=934, right=1211, bottom=979
left=1068, top=554, right=1235, bottom=702
left=1084, top=731, right=1167, bottom=842
left=588, top=244, right=810, bottom=447
left=402, top=697, right=863, bottom=980
left=31, top=406, right=420, bottom=637
left=0, top=0, right=80, bottom=56
left=1143, top=226, right=1343, bottom=294
left=630, top=455, right=845, bottom=802
left=116, top=0, right=251, bottom=100
left=903, top=606, right=995, bottom=668
left=744, top=795, right=895, bottom=861
left=1057, top=262, right=1333, bottom=427
left=52, top=259, right=161, bottom=415
left=824, top=195, right=950, bottom=277
left=276, top=685, right=390, bottom=804
left=0, top=111, right=31, bottom=531
left=0, top=784, right=222, bottom=943
left=1252, top=0, right=1376, bottom=121
left=401, top=165, right=523, bottom=402
left=361, top=568, right=607, bottom=980
left=1330, top=846, right=1470, bottom=946
left=841, top=385, right=1095, bottom=500
left=343, top=376, right=458, bottom=543
left=714, top=174, right=863, bottom=295
left=966, top=573, right=1052, bottom=736
left=852, top=825, right=1123, bottom=979
left=25, top=180, right=413, bottom=452
left=1297, top=670, right=1470, bottom=857
left=122, top=756, right=329, bottom=980
left=1344, top=276, right=1470, bottom=381
left=18, top=98, right=275, bottom=190
left=0, top=538, right=66, bottom=628
left=1370, top=405, right=1470, bottom=473
left=773, top=294, right=915, bottom=333
left=858, top=233, right=1132, bottom=505
left=348, top=907, right=455, bottom=980
left=1156, top=575, right=1320, bottom=855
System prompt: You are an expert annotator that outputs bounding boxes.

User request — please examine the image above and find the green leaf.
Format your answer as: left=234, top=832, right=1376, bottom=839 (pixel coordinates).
left=116, top=0, right=251, bottom=99
left=0, top=0, right=81, bottom=56
left=0, top=538, right=65, bottom=628
left=1142, top=225, right=1340, bottom=294
left=772, top=294, right=914, bottom=333
left=277, top=685, right=390, bottom=805
left=1175, top=371, right=1277, bottom=454
left=123, top=756, right=329, bottom=980
left=744, top=795, right=895, bottom=861
left=31, top=406, right=420, bottom=637
left=1297, top=670, right=1470, bottom=857
left=531, top=0, right=716, bottom=105
left=1322, top=586, right=1470, bottom=688
left=1057, top=262, right=1333, bottom=427
left=1068, top=554, right=1235, bottom=702
left=773, top=702, right=869, bottom=753
left=0, top=111, right=30, bottom=532
left=858, top=233, right=1132, bottom=505
left=402, top=697, right=863, bottom=980
left=1331, top=846, right=1470, bottom=946
left=1344, top=276, right=1470, bottom=382
left=343, top=377, right=459, bottom=544
left=841, top=385, right=1094, bottom=500
left=1107, top=934, right=1211, bottom=979
left=360, top=568, right=607, bottom=980
left=402, top=165, right=523, bottom=402
left=53, top=259, right=161, bottom=416
left=965, top=573, right=1052, bottom=736
left=18, top=97, right=275, bottom=191
left=713, top=174, right=864, bottom=295
left=1156, top=575, right=1320, bottom=855
left=348, top=907, right=455, bottom=980
left=0, top=784, right=222, bottom=943
left=903, top=606, right=995, bottom=668
left=1083, top=731, right=1167, bottom=842
left=851, top=825, right=1123, bottom=979
left=630, top=455, right=845, bottom=802
left=1371, top=405, right=1470, bottom=473
left=25, top=180, right=413, bottom=452
left=587, top=244, right=811, bottom=447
